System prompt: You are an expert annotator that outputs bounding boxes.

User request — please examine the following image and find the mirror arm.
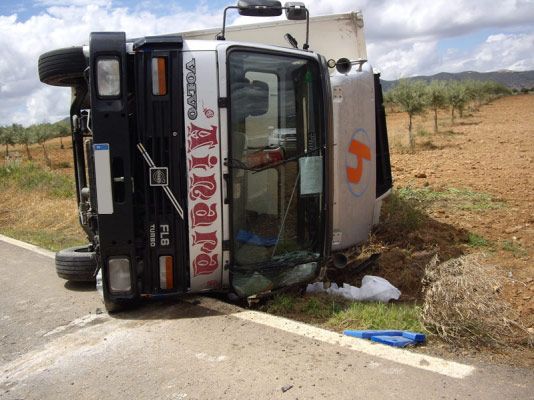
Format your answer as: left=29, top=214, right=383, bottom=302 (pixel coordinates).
left=217, top=6, right=239, bottom=40
left=217, top=4, right=310, bottom=51
left=302, top=8, right=309, bottom=50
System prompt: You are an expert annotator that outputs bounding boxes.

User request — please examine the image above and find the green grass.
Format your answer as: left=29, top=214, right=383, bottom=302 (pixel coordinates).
left=0, top=163, right=75, bottom=198
left=398, top=186, right=504, bottom=211
left=302, top=297, right=344, bottom=319
left=502, top=240, right=528, bottom=258
left=381, top=191, right=425, bottom=232
left=467, top=233, right=490, bottom=248
left=0, top=227, right=86, bottom=252
left=266, top=294, right=296, bottom=314
left=326, top=302, right=425, bottom=333
left=264, top=293, right=425, bottom=334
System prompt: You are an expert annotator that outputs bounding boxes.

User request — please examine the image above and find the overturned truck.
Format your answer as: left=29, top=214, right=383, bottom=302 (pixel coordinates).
left=38, top=1, right=392, bottom=311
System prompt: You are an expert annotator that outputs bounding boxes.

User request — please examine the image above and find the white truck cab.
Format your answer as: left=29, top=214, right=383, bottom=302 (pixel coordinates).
left=38, top=1, right=391, bottom=311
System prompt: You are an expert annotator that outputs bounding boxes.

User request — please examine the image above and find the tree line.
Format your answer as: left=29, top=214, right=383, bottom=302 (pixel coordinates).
left=0, top=121, right=69, bottom=167
left=384, top=79, right=511, bottom=150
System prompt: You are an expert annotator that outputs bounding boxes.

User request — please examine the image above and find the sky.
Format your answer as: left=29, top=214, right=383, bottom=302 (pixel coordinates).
left=0, top=0, right=533, bottom=126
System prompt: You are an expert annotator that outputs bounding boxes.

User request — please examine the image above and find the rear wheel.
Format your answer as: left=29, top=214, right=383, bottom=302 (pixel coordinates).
left=38, top=47, right=86, bottom=87
left=55, top=245, right=96, bottom=282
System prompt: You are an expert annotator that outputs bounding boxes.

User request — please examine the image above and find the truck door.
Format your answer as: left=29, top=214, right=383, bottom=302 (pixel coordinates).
left=225, top=49, right=327, bottom=296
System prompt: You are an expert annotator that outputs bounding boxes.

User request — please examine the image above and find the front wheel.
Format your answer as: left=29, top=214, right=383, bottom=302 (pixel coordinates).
left=38, top=46, right=86, bottom=87
left=55, top=245, right=96, bottom=282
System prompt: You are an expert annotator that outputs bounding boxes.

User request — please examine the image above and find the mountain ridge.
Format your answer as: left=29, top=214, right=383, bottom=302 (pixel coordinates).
left=380, top=70, right=534, bottom=91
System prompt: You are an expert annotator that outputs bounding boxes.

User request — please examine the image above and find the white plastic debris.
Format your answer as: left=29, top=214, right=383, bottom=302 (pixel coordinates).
left=306, top=275, right=401, bottom=303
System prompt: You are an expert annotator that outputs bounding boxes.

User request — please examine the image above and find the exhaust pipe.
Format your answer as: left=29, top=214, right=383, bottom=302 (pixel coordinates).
left=333, top=252, right=348, bottom=269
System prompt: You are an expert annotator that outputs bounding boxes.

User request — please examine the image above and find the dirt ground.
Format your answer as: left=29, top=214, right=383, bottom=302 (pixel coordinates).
left=388, top=94, right=533, bottom=320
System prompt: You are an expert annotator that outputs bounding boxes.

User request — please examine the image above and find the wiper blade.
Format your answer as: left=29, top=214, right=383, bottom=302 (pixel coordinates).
left=231, top=251, right=319, bottom=273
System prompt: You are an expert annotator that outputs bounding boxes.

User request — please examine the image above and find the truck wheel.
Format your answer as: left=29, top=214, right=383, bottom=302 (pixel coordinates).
left=55, top=245, right=96, bottom=282
left=38, top=47, right=86, bottom=87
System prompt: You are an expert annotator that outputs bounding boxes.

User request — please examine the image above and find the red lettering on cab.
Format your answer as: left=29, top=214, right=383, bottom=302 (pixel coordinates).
left=187, top=122, right=220, bottom=277
left=187, top=123, right=218, bottom=152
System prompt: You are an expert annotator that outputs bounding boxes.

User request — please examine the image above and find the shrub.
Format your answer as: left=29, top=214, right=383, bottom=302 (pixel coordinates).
left=422, top=255, right=529, bottom=347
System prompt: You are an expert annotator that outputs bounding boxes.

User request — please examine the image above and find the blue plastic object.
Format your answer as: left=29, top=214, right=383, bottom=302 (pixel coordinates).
left=236, top=229, right=278, bottom=246
left=371, top=335, right=414, bottom=347
left=343, top=329, right=426, bottom=347
left=343, top=330, right=403, bottom=339
left=401, top=331, right=426, bottom=343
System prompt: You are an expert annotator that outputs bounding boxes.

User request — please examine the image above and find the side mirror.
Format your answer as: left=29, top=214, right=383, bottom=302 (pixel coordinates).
left=237, top=0, right=282, bottom=17
left=284, top=2, right=307, bottom=20
left=219, top=1, right=309, bottom=49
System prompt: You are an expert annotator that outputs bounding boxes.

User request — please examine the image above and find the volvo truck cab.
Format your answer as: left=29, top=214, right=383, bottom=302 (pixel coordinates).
left=38, top=1, right=392, bottom=311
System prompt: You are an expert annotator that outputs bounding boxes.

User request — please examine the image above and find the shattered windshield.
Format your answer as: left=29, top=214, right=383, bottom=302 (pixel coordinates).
left=228, top=50, right=324, bottom=278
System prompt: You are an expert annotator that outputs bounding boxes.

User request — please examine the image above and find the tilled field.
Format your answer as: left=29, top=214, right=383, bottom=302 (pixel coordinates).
left=385, top=94, right=533, bottom=327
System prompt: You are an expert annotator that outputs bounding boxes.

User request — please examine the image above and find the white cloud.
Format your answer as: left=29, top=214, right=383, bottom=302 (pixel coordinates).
left=35, top=0, right=112, bottom=6
left=368, top=40, right=440, bottom=79
left=439, top=32, right=534, bottom=73
left=0, top=0, right=533, bottom=125
left=370, top=31, right=534, bottom=79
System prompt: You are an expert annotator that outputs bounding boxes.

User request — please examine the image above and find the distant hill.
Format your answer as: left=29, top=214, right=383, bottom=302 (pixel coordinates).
left=381, top=70, right=534, bottom=92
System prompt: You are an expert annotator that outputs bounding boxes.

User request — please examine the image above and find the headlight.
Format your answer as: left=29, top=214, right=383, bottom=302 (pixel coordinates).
left=108, top=257, right=131, bottom=293
left=96, top=57, right=121, bottom=97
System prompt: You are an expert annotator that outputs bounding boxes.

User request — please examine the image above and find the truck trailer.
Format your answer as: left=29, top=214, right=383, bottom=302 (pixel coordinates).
left=38, top=1, right=392, bottom=311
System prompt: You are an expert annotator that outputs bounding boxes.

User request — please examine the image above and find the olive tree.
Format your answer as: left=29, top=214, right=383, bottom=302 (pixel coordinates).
left=483, top=81, right=511, bottom=100
left=16, top=126, right=36, bottom=160
left=53, top=121, right=70, bottom=149
left=389, top=79, right=427, bottom=150
left=0, top=125, right=16, bottom=157
left=446, top=81, right=468, bottom=122
left=426, top=80, right=447, bottom=133
left=32, top=123, right=54, bottom=167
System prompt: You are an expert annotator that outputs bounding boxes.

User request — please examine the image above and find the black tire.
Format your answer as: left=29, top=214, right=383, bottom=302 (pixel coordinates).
left=55, top=245, right=96, bottom=282
left=38, top=47, right=86, bottom=87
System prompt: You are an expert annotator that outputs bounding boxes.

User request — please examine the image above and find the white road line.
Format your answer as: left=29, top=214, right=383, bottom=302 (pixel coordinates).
left=43, top=313, right=109, bottom=337
left=234, top=310, right=475, bottom=379
left=0, top=234, right=55, bottom=259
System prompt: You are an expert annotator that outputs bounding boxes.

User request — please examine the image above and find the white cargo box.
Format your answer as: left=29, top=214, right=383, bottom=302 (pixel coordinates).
left=180, top=12, right=367, bottom=62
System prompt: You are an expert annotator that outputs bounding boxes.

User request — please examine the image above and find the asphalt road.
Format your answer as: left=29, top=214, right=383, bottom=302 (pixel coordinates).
left=0, top=237, right=532, bottom=400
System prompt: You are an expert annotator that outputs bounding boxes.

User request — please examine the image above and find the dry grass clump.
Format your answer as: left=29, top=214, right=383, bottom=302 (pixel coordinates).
left=422, top=254, right=530, bottom=348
